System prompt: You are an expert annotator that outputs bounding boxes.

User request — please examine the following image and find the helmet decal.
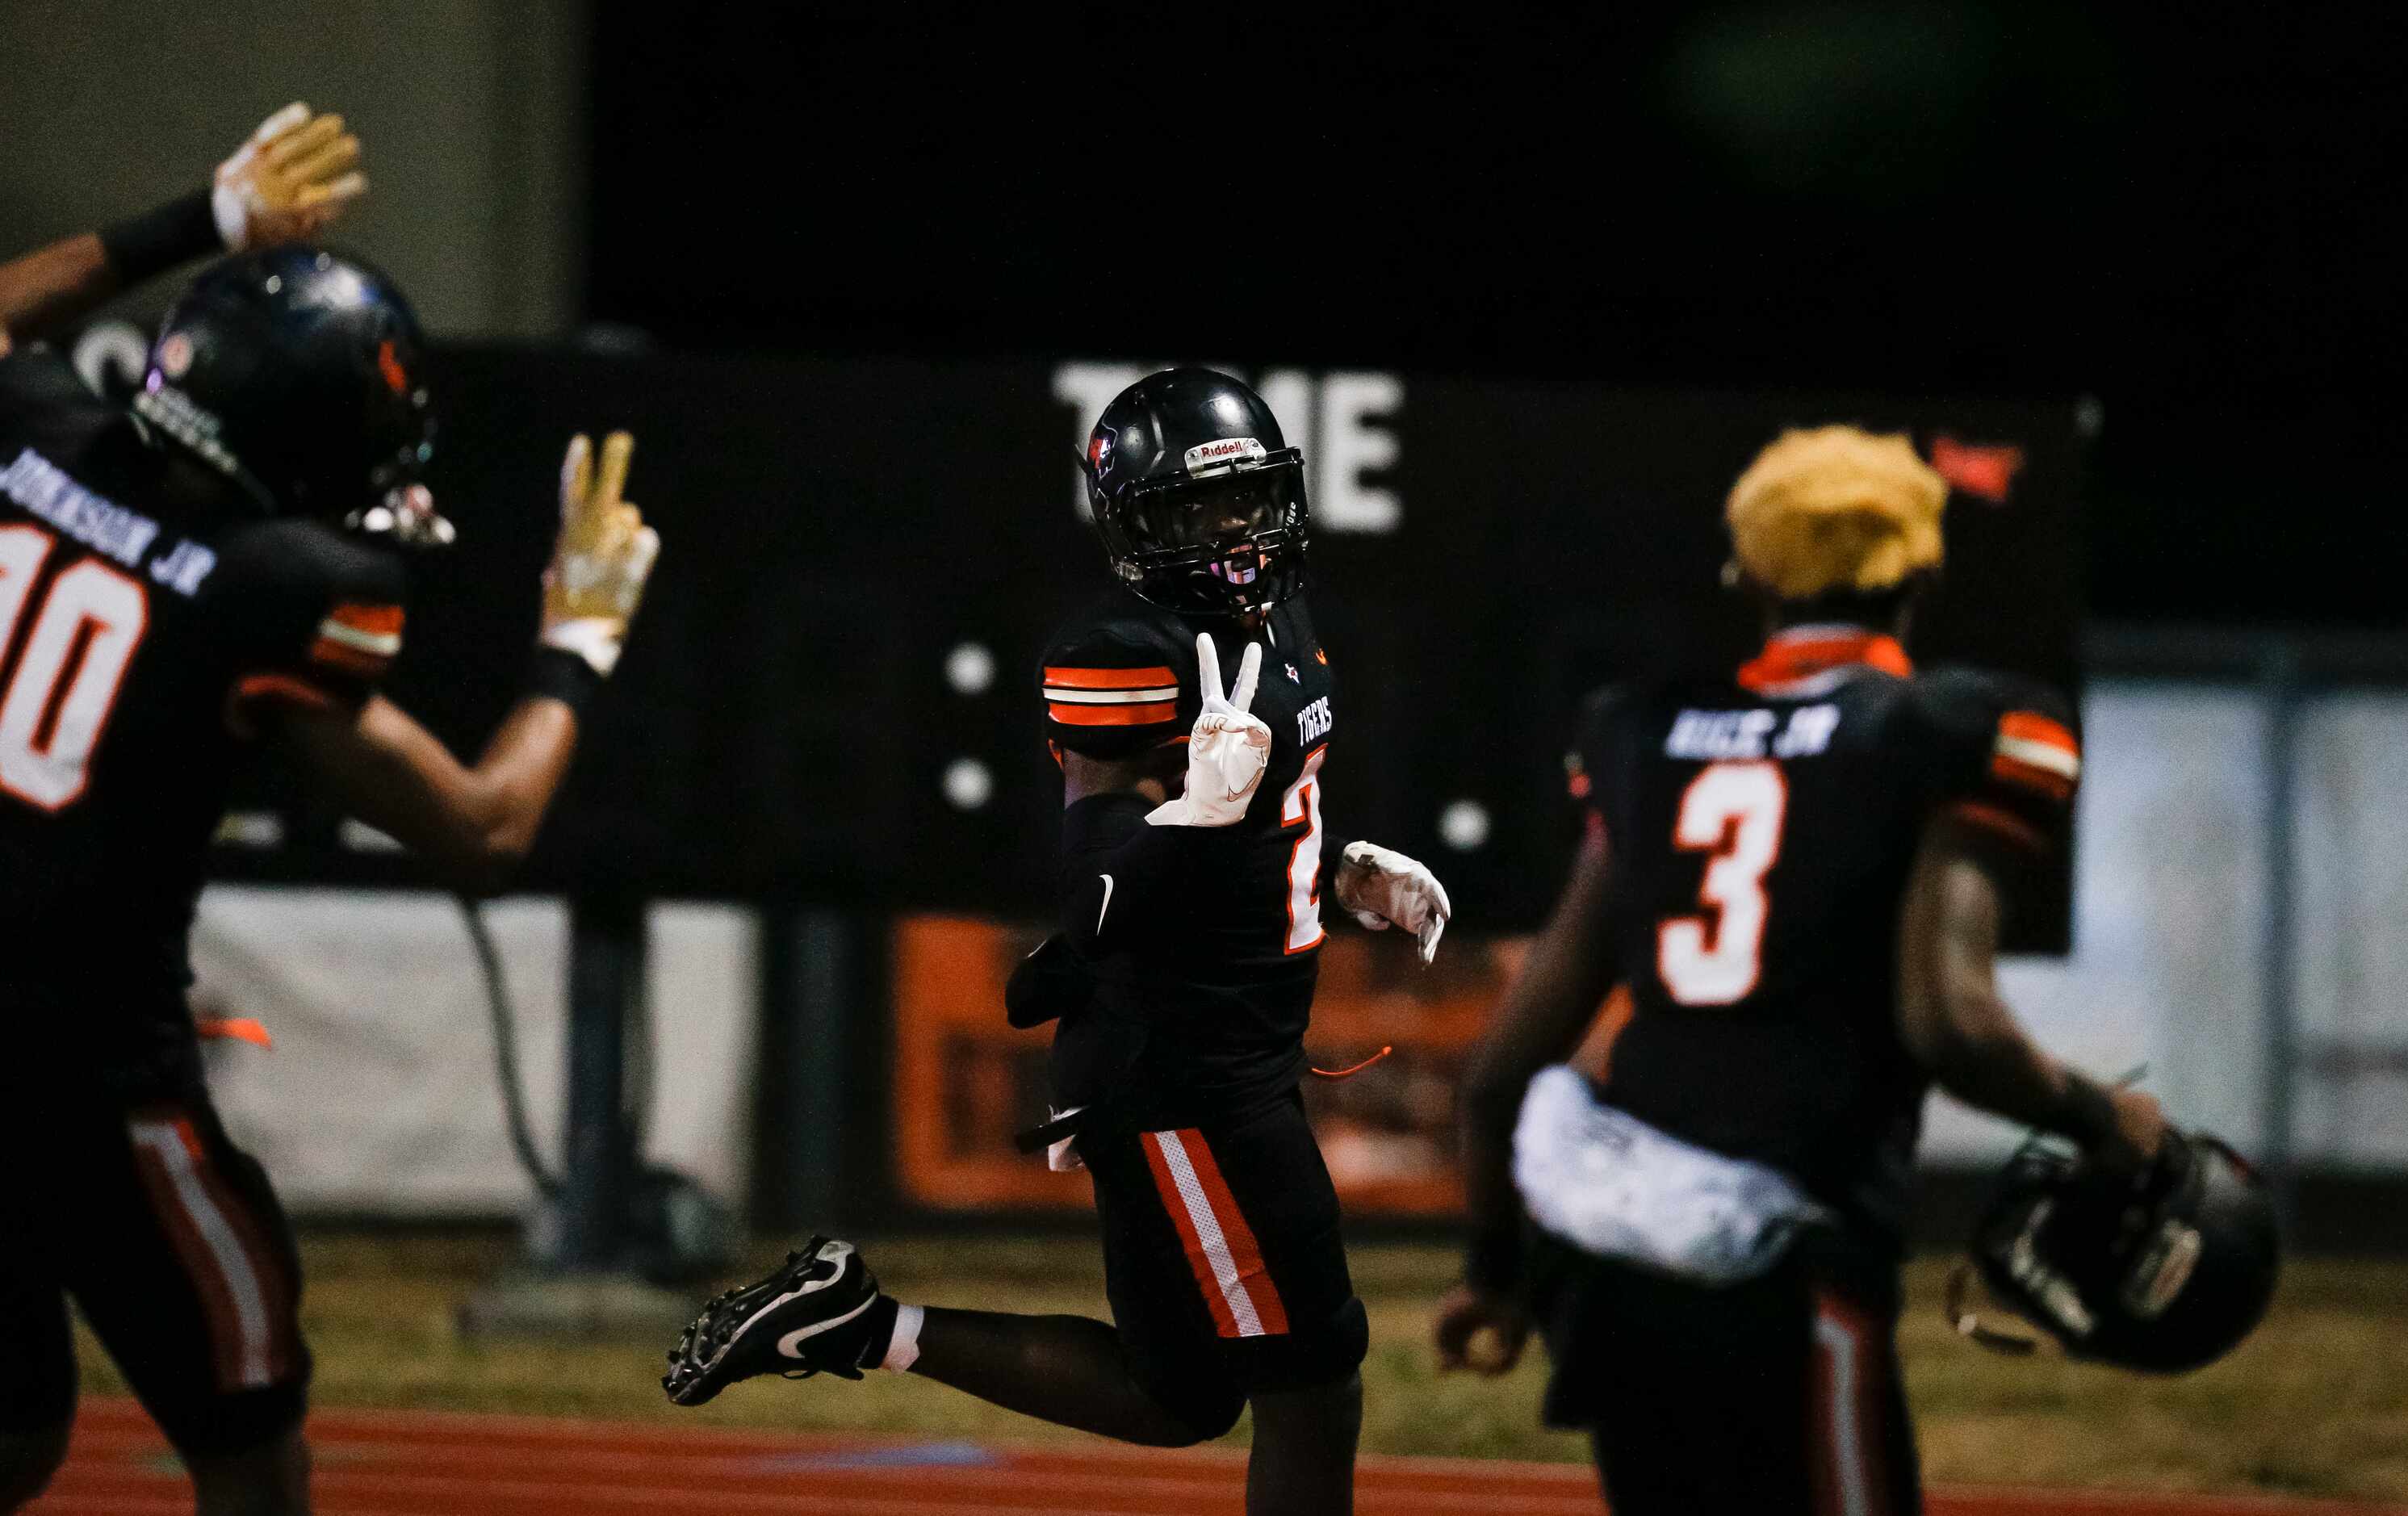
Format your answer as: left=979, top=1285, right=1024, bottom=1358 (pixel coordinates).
left=376, top=339, right=409, bottom=397
left=1183, top=436, right=1266, bottom=475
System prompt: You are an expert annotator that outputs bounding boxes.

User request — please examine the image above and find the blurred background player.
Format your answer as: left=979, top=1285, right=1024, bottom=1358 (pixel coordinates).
left=1434, top=426, right=2173, bottom=1514
left=0, top=110, right=660, bottom=1515
left=662, top=368, right=1450, bottom=1516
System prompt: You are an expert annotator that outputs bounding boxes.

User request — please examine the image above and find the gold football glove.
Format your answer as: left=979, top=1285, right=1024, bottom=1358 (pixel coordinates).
left=212, top=103, right=366, bottom=252
left=542, top=432, right=661, bottom=676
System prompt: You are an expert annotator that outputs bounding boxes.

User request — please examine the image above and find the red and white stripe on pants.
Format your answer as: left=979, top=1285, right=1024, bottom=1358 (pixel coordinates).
left=125, top=1109, right=297, bottom=1392
left=1809, top=1289, right=1891, bottom=1516
left=1140, top=1128, right=1290, bottom=1338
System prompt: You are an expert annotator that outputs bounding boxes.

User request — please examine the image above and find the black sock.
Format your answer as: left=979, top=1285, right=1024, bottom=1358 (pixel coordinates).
left=854, top=1294, right=901, bottom=1372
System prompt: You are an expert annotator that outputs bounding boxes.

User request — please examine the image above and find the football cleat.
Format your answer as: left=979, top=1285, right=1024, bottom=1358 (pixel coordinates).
left=661, top=1236, right=884, bottom=1406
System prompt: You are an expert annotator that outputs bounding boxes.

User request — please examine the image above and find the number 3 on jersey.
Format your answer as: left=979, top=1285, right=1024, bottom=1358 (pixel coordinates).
left=1657, top=760, right=1786, bottom=1005
left=0, top=526, right=149, bottom=811
left=1280, top=744, right=1329, bottom=954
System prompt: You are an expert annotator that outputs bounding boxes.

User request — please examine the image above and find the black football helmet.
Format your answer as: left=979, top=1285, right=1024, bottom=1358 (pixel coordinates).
left=136, top=246, right=446, bottom=543
left=1949, top=1128, right=2279, bottom=1374
left=1082, top=367, right=1309, bottom=616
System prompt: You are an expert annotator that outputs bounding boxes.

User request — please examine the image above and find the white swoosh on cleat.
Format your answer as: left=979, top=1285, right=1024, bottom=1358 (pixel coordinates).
left=777, top=1293, right=878, bottom=1359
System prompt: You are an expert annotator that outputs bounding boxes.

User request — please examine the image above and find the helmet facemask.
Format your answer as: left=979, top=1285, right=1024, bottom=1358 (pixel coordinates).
left=1094, top=452, right=1310, bottom=616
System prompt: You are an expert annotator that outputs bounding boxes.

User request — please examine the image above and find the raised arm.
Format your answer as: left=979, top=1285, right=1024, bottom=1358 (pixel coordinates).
left=1895, top=816, right=2164, bottom=1168
left=273, top=693, right=581, bottom=893
left=267, top=432, right=658, bottom=894
left=1053, top=634, right=1266, bottom=957
left=0, top=232, right=115, bottom=347
left=0, top=103, right=362, bottom=345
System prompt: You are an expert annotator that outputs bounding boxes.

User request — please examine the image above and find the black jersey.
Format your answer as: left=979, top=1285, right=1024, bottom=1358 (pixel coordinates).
left=0, top=350, right=404, bottom=1072
left=1572, top=626, right=2080, bottom=1242
left=1039, top=584, right=1338, bottom=1114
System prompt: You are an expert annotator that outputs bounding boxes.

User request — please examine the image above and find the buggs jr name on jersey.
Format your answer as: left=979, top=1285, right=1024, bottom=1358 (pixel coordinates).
left=1665, top=703, right=1840, bottom=762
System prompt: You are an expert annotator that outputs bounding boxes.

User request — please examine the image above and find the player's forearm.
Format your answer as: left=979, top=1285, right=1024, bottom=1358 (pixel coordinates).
left=0, top=232, right=119, bottom=341
left=1457, top=829, right=1619, bottom=1284
left=0, top=191, right=232, bottom=341
left=280, top=674, right=585, bottom=894
left=340, top=693, right=578, bottom=894
left=449, top=693, right=584, bottom=877
left=1899, top=844, right=2119, bottom=1150
left=1916, top=992, right=2113, bottom=1145
left=1458, top=974, right=1598, bottom=1285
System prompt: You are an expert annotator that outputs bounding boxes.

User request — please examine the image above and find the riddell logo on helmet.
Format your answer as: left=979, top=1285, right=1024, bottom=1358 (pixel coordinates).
left=1183, top=437, right=1266, bottom=474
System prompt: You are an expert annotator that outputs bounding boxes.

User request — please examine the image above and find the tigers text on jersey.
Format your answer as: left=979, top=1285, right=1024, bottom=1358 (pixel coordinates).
left=1571, top=625, right=2079, bottom=1242
left=0, top=350, right=405, bottom=1082
left=1040, top=585, right=1338, bottom=1116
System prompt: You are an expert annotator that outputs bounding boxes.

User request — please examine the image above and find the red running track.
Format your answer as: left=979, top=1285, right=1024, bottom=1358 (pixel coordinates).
left=29, top=1398, right=2408, bottom=1515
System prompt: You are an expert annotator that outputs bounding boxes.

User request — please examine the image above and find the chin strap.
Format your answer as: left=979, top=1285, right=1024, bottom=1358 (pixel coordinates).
left=1943, top=1262, right=2044, bottom=1355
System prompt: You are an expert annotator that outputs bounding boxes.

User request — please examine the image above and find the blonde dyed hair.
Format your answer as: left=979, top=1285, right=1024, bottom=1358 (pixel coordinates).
left=1724, top=425, right=1948, bottom=601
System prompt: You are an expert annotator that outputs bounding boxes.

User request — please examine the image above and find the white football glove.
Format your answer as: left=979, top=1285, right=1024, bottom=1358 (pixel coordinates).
left=213, top=103, right=366, bottom=252
left=542, top=431, right=661, bottom=676
left=1146, top=634, right=1273, bottom=828
left=1335, top=840, right=1454, bottom=965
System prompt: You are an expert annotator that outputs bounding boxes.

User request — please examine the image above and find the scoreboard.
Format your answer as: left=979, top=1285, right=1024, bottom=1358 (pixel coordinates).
left=199, top=345, right=2081, bottom=944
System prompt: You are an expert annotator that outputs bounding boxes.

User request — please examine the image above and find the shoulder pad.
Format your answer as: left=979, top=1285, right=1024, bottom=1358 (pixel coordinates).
left=212, top=521, right=409, bottom=722
left=1915, top=665, right=2081, bottom=852
left=1038, top=590, right=1193, bottom=758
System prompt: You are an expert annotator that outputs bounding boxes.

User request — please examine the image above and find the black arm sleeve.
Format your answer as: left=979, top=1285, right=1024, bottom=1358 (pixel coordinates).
left=1059, top=791, right=1246, bottom=956
left=97, top=191, right=220, bottom=288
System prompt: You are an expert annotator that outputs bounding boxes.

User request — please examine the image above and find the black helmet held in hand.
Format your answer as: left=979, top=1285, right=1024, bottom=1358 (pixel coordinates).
left=137, top=245, right=444, bottom=542
left=1082, top=367, right=1309, bottom=616
left=1951, top=1127, right=2279, bottom=1374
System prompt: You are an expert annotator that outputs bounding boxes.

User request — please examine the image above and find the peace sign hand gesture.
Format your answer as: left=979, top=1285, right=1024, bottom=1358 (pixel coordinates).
left=541, top=430, right=662, bottom=677
left=1146, top=634, right=1275, bottom=828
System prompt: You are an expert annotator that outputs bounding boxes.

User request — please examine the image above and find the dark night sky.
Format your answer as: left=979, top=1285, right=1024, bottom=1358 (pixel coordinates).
left=588, top=4, right=2405, bottom=628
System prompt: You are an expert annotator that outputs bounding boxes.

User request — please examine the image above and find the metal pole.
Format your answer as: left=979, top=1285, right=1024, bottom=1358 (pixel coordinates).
left=558, top=894, right=645, bottom=1269
left=2259, top=642, right=2301, bottom=1229
left=751, top=905, right=852, bottom=1232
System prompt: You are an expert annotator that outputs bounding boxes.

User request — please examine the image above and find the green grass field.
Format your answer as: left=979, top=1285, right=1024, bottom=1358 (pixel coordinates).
left=70, top=1232, right=2408, bottom=1501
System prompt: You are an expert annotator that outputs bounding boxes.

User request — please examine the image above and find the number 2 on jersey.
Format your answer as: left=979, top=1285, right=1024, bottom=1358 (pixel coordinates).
left=1280, top=744, right=1329, bottom=954
left=1656, top=760, right=1786, bottom=1005
left=0, top=526, right=149, bottom=811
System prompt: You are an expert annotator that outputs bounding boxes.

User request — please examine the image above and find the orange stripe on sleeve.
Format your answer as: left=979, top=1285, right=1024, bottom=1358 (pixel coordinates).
left=1999, top=710, right=2076, bottom=755
left=1949, top=800, right=2048, bottom=851
left=1049, top=700, right=1179, bottom=727
left=233, top=673, right=338, bottom=711
left=308, top=637, right=392, bottom=676
left=1045, top=665, right=1176, bottom=690
left=327, top=602, right=404, bottom=637
left=1990, top=754, right=2076, bottom=800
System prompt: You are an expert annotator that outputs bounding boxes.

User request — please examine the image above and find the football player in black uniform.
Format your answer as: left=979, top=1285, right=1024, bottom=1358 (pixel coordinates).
left=1434, top=426, right=2168, bottom=1514
left=0, top=135, right=659, bottom=1515
left=663, top=369, right=1449, bottom=1516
